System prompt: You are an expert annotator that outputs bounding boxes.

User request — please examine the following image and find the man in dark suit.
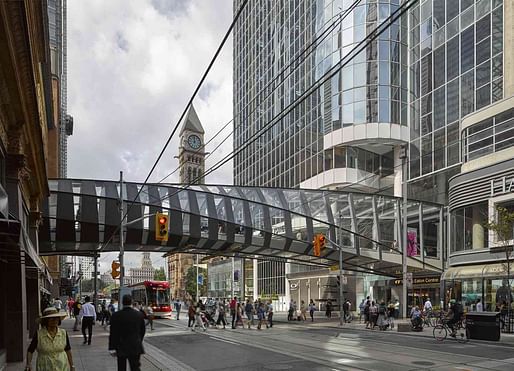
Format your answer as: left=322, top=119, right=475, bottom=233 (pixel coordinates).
left=109, top=294, right=146, bottom=371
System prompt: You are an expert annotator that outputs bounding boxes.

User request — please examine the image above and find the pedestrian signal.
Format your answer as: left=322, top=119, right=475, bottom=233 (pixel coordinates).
left=155, top=212, right=169, bottom=241
left=337, top=275, right=340, bottom=287
left=111, top=261, right=120, bottom=279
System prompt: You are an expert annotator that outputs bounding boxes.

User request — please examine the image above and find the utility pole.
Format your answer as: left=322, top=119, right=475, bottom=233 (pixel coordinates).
left=119, top=171, right=125, bottom=288
left=339, top=213, right=344, bottom=327
left=93, top=253, right=98, bottom=309
left=400, top=146, right=408, bottom=318
left=196, top=254, right=199, bottom=302
left=231, top=257, right=235, bottom=298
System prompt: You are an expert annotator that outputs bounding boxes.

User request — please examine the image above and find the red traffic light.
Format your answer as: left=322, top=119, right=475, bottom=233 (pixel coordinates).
left=159, top=216, right=167, bottom=225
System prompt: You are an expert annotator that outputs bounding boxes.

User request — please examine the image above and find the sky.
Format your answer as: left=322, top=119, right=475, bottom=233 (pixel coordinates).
left=67, top=0, right=233, bottom=272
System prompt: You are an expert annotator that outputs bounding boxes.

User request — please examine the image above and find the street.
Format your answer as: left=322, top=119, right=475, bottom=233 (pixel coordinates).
left=141, top=318, right=514, bottom=371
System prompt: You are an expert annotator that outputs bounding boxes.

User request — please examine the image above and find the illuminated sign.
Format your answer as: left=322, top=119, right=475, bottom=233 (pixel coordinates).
left=393, top=277, right=440, bottom=286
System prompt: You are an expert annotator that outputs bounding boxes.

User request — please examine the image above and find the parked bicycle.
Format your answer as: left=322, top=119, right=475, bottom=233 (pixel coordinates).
left=433, top=317, right=469, bottom=343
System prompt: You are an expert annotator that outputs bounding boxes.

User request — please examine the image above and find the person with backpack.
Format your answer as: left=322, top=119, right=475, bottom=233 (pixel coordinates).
left=72, top=298, right=81, bottom=331
left=342, top=299, right=350, bottom=323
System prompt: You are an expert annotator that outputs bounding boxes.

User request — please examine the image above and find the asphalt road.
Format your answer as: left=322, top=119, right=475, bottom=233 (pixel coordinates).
left=144, top=319, right=514, bottom=371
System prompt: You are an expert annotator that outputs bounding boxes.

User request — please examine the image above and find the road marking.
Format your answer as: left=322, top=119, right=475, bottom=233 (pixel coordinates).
left=208, top=336, right=239, bottom=345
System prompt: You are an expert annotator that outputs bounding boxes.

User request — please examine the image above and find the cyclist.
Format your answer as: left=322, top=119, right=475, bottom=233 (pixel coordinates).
left=446, top=299, right=463, bottom=337
left=410, top=306, right=423, bottom=330
left=423, top=298, right=433, bottom=313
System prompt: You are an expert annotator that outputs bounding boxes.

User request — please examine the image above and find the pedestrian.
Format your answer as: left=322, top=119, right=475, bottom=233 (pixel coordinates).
left=79, top=296, right=96, bottom=345
left=267, top=300, right=274, bottom=328
left=288, top=300, right=295, bottom=321
left=67, top=297, right=74, bottom=317
left=342, top=299, right=349, bottom=323
left=25, top=307, right=74, bottom=371
left=230, top=296, right=237, bottom=329
left=364, top=297, right=371, bottom=329
left=476, top=298, right=483, bottom=312
left=377, top=301, right=388, bottom=330
left=53, top=297, right=63, bottom=312
left=109, top=294, right=146, bottom=371
left=325, top=299, right=332, bottom=318
left=359, top=299, right=365, bottom=323
left=244, top=299, right=254, bottom=329
left=308, top=299, right=316, bottom=322
left=257, top=303, right=268, bottom=330
left=174, top=298, right=182, bottom=320
left=72, top=298, right=81, bottom=331
left=300, top=300, right=307, bottom=321
left=101, top=300, right=110, bottom=327
left=394, top=298, right=400, bottom=319
left=236, top=302, right=244, bottom=328
left=369, top=301, right=378, bottom=330
left=216, top=299, right=227, bottom=329
left=387, top=302, right=396, bottom=329
left=188, top=301, right=195, bottom=328
left=145, top=303, right=154, bottom=330
left=192, top=303, right=206, bottom=332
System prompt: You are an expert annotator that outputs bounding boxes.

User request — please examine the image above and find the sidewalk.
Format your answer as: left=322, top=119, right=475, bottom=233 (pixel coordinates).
left=8, top=316, right=164, bottom=371
left=272, top=311, right=514, bottom=346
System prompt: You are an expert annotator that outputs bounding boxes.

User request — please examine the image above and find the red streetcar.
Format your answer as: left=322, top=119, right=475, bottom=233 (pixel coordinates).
left=129, top=280, right=172, bottom=318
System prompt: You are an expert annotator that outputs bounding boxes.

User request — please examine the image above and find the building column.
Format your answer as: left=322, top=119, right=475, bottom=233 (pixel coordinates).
left=472, top=207, right=485, bottom=250
left=4, top=248, right=28, bottom=362
left=393, top=146, right=403, bottom=198
left=252, top=259, right=258, bottom=300
left=504, top=0, right=514, bottom=96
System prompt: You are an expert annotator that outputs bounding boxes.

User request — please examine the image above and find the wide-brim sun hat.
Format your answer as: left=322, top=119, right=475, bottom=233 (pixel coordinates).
left=40, top=307, right=67, bottom=319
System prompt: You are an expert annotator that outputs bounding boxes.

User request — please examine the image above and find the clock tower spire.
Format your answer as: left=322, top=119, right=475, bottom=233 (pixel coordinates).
left=178, top=104, right=205, bottom=184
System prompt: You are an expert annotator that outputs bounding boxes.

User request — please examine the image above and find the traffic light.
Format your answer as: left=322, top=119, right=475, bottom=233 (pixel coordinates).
left=319, top=233, right=326, bottom=251
left=312, top=233, right=326, bottom=257
left=313, top=235, right=320, bottom=257
left=155, top=212, right=169, bottom=241
left=111, top=261, right=120, bottom=279
left=336, top=275, right=341, bottom=287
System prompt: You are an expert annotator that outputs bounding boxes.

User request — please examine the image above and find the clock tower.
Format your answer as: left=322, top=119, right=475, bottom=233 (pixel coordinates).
left=178, top=104, right=205, bottom=184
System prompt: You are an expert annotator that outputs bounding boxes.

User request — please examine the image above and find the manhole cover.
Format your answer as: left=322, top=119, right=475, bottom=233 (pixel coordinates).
left=412, top=361, right=436, bottom=366
left=264, top=365, right=293, bottom=370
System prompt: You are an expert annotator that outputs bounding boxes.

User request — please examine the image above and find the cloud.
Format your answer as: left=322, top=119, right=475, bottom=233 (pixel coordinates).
left=99, top=252, right=167, bottom=274
left=67, top=0, right=233, bottom=185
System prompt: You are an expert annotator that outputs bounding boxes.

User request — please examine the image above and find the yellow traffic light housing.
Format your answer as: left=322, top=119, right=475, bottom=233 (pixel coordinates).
left=313, top=235, right=320, bottom=257
left=312, top=233, right=326, bottom=257
left=111, top=261, right=120, bottom=279
left=155, top=212, right=169, bottom=241
left=319, top=233, right=326, bottom=250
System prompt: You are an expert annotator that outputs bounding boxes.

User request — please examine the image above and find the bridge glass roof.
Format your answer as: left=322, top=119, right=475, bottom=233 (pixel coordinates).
left=40, top=179, right=445, bottom=277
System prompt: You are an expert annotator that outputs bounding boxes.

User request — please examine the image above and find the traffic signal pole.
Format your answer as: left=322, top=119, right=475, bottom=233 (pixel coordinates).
left=119, top=171, right=125, bottom=288
left=324, top=232, right=344, bottom=328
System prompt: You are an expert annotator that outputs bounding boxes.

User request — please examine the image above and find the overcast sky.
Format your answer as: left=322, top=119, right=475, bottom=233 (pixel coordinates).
left=67, top=0, right=233, bottom=272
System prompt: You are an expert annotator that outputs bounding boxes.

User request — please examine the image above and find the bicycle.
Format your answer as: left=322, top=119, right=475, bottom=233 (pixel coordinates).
left=433, top=318, right=469, bottom=343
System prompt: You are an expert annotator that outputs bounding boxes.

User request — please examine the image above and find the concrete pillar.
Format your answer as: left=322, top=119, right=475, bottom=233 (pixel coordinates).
left=472, top=207, right=485, bottom=250
left=252, top=259, right=258, bottom=300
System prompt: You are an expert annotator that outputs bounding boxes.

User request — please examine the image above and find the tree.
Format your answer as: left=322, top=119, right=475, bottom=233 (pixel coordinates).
left=81, top=278, right=107, bottom=293
left=185, top=266, right=207, bottom=300
left=154, top=267, right=166, bottom=281
left=485, top=206, right=514, bottom=316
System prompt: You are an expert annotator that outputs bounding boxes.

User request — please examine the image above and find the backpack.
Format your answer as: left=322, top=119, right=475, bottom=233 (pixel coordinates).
left=378, top=306, right=385, bottom=314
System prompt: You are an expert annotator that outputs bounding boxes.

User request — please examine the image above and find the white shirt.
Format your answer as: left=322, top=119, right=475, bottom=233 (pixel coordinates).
left=476, top=302, right=483, bottom=312
left=80, top=302, right=97, bottom=320
left=424, top=301, right=433, bottom=311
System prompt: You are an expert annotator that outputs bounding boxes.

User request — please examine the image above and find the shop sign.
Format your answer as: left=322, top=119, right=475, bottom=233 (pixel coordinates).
left=393, top=277, right=440, bottom=286
left=490, top=176, right=514, bottom=196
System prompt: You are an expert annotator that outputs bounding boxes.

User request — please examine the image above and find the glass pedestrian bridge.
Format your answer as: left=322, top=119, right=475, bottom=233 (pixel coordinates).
left=39, top=179, right=444, bottom=277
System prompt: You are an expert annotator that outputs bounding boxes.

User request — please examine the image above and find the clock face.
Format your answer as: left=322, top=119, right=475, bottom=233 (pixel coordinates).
left=188, top=134, right=201, bottom=149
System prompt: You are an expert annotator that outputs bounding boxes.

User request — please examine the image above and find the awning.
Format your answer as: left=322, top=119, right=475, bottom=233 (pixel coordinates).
left=442, top=263, right=509, bottom=280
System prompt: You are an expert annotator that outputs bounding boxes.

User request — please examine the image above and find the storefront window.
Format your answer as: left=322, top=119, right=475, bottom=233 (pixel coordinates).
left=451, top=202, right=488, bottom=253
left=485, top=278, right=514, bottom=312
